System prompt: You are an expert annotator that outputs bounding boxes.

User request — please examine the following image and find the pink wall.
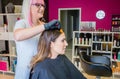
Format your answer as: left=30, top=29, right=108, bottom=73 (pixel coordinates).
left=49, top=0, right=120, bottom=30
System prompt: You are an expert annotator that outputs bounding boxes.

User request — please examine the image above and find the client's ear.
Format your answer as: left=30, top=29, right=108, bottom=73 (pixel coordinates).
left=50, top=41, right=54, bottom=48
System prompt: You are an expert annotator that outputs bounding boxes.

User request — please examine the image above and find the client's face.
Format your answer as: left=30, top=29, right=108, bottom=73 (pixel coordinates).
left=50, top=33, right=68, bottom=58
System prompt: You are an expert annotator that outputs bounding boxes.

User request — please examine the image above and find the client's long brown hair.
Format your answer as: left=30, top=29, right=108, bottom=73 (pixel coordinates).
left=30, top=29, right=62, bottom=68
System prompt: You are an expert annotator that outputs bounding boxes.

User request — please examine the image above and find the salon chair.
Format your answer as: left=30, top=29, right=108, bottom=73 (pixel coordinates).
left=78, top=52, right=112, bottom=79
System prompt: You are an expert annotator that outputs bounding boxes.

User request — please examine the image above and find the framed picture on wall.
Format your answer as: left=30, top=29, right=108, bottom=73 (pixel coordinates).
left=80, top=21, right=96, bottom=31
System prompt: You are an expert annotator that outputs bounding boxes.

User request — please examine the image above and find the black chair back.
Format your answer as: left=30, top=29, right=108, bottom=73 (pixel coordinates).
left=79, top=52, right=112, bottom=77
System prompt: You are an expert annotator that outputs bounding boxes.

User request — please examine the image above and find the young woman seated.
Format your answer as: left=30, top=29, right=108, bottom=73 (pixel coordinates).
left=29, top=29, right=87, bottom=79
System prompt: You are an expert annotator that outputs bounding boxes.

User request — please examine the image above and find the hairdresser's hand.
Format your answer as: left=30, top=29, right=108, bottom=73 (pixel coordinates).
left=44, top=20, right=61, bottom=30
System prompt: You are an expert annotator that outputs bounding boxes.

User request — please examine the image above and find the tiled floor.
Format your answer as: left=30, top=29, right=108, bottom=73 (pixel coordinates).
left=0, top=74, right=14, bottom=79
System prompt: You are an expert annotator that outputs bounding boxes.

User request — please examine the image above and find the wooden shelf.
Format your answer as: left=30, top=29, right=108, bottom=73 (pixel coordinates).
left=0, top=13, right=21, bottom=74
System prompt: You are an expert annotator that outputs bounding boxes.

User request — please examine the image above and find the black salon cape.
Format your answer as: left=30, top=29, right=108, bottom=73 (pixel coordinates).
left=30, top=55, right=86, bottom=79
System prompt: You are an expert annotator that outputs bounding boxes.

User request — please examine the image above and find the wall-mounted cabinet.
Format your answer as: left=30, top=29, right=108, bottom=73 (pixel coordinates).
left=112, top=32, right=120, bottom=61
left=112, top=15, right=120, bottom=32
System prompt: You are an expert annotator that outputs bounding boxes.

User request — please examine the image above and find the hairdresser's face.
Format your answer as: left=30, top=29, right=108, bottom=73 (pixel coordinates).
left=51, top=33, right=68, bottom=59
left=31, top=0, right=45, bottom=21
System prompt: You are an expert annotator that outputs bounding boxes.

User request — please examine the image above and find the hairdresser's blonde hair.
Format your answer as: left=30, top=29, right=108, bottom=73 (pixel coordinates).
left=22, top=0, right=31, bottom=25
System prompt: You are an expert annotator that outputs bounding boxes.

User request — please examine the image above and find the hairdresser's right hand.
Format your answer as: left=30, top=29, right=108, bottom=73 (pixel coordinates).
left=44, top=20, right=61, bottom=30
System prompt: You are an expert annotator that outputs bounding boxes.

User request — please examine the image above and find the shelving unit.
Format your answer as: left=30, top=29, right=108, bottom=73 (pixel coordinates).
left=112, top=15, right=120, bottom=32
left=0, top=13, right=21, bottom=75
left=72, top=31, right=92, bottom=71
left=72, top=31, right=120, bottom=74
left=92, top=32, right=113, bottom=59
left=112, top=32, right=120, bottom=75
